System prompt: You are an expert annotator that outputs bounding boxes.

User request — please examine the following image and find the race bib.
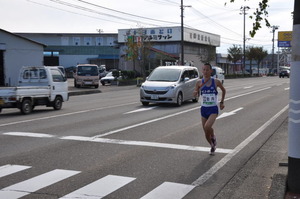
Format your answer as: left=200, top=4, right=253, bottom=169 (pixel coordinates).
left=202, top=93, right=217, bottom=106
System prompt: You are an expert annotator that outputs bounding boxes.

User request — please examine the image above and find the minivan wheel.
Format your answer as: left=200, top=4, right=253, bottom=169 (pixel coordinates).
left=176, top=92, right=183, bottom=106
left=142, top=102, right=149, bottom=106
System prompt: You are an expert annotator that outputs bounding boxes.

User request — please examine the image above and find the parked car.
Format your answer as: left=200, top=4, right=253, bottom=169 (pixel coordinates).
left=211, top=66, right=225, bottom=84
left=279, top=70, right=290, bottom=78
left=140, top=66, right=199, bottom=106
left=65, top=66, right=76, bottom=78
left=100, top=72, right=115, bottom=85
left=99, top=65, right=109, bottom=78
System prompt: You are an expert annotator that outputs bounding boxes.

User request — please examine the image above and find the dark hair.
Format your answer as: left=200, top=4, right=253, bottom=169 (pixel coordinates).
left=204, top=63, right=212, bottom=69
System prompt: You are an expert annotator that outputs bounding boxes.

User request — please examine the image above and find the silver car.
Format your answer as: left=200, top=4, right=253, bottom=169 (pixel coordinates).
left=140, top=66, right=199, bottom=106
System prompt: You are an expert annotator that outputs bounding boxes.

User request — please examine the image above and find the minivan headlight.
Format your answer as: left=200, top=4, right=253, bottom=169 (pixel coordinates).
left=168, top=84, right=177, bottom=89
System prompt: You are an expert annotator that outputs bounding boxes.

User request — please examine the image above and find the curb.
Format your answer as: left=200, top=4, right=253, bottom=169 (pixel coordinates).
left=68, top=89, right=101, bottom=96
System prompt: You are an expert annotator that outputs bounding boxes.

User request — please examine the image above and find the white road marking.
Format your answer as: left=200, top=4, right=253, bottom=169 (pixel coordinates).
left=124, top=106, right=158, bottom=114
left=60, top=175, right=135, bottom=199
left=285, top=87, right=290, bottom=90
left=0, top=165, right=31, bottom=178
left=217, top=107, right=244, bottom=119
left=192, top=104, right=289, bottom=186
left=3, top=132, right=55, bottom=138
left=61, top=136, right=233, bottom=154
left=0, top=169, right=80, bottom=199
left=140, top=182, right=195, bottom=199
left=1, top=132, right=233, bottom=154
left=243, top=86, right=253, bottom=89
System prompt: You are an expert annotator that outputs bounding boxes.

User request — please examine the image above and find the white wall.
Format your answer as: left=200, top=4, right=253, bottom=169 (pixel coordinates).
left=0, top=30, right=44, bottom=86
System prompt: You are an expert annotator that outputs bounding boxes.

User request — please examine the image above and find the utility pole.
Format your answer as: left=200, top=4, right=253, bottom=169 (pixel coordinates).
left=240, top=6, right=250, bottom=74
left=271, top=25, right=279, bottom=73
left=181, top=0, right=184, bottom=65
left=288, top=0, right=300, bottom=194
left=180, top=1, right=191, bottom=66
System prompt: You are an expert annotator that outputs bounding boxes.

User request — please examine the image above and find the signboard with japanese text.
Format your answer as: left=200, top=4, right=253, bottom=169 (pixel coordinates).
left=278, top=31, right=292, bottom=47
left=118, top=26, right=220, bottom=47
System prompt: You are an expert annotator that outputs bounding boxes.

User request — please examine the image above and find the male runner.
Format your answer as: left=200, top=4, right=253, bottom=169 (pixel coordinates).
left=193, top=63, right=226, bottom=155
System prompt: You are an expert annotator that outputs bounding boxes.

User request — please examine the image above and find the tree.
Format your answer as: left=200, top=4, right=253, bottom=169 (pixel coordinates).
left=245, top=46, right=256, bottom=75
left=198, top=43, right=216, bottom=64
left=253, top=46, right=268, bottom=76
left=227, top=44, right=242, bottom=74
left=226, top=0, right=270, bottom=37
left=245, top=46, right=268, bottom=76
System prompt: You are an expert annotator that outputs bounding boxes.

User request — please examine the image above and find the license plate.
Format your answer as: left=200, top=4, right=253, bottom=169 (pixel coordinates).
left=84, top=82, right=92, bottom=85
left=151, top=95, right=159, bottom=100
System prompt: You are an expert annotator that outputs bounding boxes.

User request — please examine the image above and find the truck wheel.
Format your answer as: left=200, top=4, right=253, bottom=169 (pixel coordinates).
left=53, top=96, right=63, bottom=110
left=0, top=108, right=2, bottom=113
left=21, top=99, right=33, bottom=114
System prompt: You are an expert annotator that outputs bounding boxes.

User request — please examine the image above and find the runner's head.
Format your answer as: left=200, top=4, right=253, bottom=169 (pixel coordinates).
left=202, top=63, right=212, bottom=78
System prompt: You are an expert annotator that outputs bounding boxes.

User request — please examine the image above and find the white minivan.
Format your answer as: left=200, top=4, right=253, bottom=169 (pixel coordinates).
left=212, top=66, right=225, bottom=84
left=140, top=66, right=199, bottom=106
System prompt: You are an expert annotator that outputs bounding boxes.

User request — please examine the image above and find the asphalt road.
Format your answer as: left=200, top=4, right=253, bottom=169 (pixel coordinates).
left=0, top=76, right=290, bottom=199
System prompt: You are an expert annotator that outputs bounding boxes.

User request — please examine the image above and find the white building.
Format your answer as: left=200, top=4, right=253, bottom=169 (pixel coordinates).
left=118, top=26, right=220, bottom=73
left=0, top=29, right=44, bottom=86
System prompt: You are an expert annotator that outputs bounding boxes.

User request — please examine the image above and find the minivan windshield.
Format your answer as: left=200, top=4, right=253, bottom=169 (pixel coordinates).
left=77, top=66, right=99, bottom=76
left=148, top=68, right=181, bottom=82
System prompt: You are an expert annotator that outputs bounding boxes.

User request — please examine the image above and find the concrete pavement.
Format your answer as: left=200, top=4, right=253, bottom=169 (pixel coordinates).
left=67, top=78, right=294, bottom=199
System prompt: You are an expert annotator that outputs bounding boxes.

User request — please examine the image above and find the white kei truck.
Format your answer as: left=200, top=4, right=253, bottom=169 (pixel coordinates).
left=0, top=66, right=69, bottom=114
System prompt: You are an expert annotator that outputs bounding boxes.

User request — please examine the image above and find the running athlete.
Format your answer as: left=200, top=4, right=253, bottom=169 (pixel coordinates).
left=193, top=63, right=226, bottom=155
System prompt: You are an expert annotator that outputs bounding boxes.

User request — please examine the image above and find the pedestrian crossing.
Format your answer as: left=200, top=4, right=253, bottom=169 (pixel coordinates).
left=0, top=164, right=195, bottom=199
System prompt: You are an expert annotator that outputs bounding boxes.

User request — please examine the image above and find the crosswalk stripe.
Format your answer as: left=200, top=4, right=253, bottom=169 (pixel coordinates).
left=0, top=164, right=31, bottom=178
left=140, top=182, right=195, bottom=199
left=60, top=175, right=136, bottom=199
left=0, top=169, right=80, bottom=199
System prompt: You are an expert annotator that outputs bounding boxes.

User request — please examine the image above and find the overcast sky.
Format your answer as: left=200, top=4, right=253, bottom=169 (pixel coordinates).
left=1, top=0, right=294, bottom=53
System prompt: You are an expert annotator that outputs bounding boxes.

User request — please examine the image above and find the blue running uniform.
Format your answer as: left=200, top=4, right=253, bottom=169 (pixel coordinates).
left=200, top=78, right=219, bottom=119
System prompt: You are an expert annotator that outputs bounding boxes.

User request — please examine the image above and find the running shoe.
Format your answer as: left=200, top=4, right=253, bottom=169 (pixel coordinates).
left=211, top=136, right=217, bottom=147
left=209, top=145, right=216, bottom=155
left=209, top=136, right=217, bottom=155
